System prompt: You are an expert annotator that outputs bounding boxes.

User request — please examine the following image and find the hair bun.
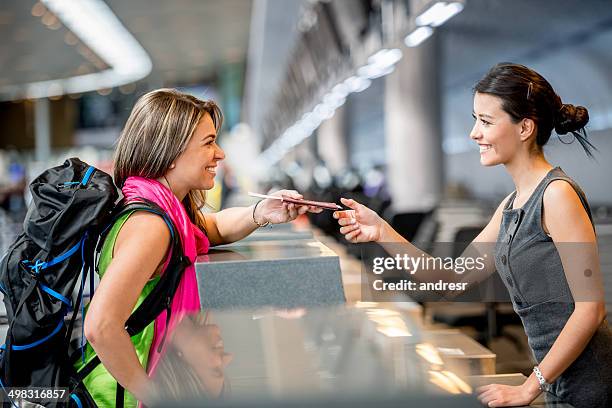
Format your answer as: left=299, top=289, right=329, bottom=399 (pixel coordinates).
left=555, top=103, right=589, bottom=135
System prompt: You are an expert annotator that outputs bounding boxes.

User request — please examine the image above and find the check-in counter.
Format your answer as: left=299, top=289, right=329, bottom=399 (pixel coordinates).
left=420, top=329, right=496, bottom=375
left=151, top=306, right=480, bottom=406
left=153, top=305, right=577, bottom=407
left=195, top=234, right=345, bottom=309
left=237, top=223, right=314, bottom=242
left=151, top=304, right=576, bottom=407
left=184, top=228, right=573, bottom=407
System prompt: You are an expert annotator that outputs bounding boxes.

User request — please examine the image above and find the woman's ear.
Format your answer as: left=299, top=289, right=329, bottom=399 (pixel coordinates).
left=519, top=118, right=536, bottom=142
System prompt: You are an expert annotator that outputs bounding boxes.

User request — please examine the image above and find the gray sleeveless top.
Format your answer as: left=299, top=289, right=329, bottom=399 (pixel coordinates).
left=495, top=167, right=612, bottom=408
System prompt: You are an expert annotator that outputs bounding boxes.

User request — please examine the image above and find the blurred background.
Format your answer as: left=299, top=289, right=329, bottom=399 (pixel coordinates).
left=1, top=0, right=612, bottom=252
left=2, top=0, right=612, bottom=395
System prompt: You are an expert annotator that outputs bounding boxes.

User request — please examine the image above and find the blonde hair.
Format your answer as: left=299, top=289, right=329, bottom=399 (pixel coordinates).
left=114, top=88, right=223, bottom=231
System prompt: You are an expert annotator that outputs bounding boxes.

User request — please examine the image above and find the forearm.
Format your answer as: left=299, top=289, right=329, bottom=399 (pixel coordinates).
left=379, top=220, right=408, bottom=243
left=376, top=221, right=495, bottom=289
left=533, top=304, right=605, bottom=386
left=88, top=326, right=153, bottom=403
left=209, top=205, right=258, bottom=245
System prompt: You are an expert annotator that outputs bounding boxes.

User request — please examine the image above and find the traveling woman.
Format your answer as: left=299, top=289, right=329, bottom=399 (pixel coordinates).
left=76, top=88, right=321, bottom=407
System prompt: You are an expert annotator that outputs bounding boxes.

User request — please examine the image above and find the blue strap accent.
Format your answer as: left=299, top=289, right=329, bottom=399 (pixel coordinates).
left=22, top=233, right=87, bottom=273
left=0, top=282, right=6, bottom=294
left=63, top=181, right=81, bottom=186
left=81, top=166, right=95, bottom=185
left=70, top=393, right=84, bottom=408
left=32, top=259, right=45, bottom=273
left=11, top=319, right=63, bottom=351
left=25, top=236, right=84, bottom=273
left=40, top=284, right=72, bottom=310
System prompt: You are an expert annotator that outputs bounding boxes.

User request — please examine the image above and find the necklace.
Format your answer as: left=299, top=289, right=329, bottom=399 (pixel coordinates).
left=162, top=175, right=173, bottom=194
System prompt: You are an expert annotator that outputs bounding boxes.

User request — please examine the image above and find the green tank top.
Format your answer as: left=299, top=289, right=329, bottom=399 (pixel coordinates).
left=74, top=211, right=160, bottom=408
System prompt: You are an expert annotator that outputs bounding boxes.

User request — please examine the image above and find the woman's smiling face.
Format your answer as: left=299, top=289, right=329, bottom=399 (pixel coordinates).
left=173, top=113, right=225, bottom=191
left=470, top=92, right=527, bottom=166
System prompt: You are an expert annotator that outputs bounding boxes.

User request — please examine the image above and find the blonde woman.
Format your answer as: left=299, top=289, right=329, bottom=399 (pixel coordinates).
left=74, top=89, right=321, bottom=407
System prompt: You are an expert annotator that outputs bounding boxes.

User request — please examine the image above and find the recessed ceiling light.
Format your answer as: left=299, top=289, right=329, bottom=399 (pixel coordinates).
left=0, top=0, right=152, bottom=101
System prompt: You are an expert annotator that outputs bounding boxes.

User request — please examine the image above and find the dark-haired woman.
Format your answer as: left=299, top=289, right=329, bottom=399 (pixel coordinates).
left=334, top=63, right=612, bottom=407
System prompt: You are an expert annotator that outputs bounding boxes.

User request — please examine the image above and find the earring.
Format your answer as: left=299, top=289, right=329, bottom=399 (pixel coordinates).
left=169, top=163, right=175, bottom=169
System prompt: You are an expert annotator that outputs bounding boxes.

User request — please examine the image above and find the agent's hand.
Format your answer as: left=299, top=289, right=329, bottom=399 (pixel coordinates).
left=333, top=197, right=385, bottom=243
left=476, top=383, right=540, bottom=407
left=256, top=190, right=323, bottom=225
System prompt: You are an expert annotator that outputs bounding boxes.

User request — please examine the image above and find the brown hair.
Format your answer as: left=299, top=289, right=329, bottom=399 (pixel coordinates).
left=113, top=88, right=223, bottom=231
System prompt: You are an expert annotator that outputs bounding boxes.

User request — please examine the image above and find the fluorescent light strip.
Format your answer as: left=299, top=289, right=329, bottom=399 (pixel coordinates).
left=405, top=26, right=434, bottom=47
left=415, top=2, right=448, bottom=26
left=258, top=49, right=402, bottom=166
left=0, top=0, right=152, bottom=100
left=415, top=2, right=464, bottom=27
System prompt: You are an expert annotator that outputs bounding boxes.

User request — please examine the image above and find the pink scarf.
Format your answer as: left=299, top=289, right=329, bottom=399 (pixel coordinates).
left=122, top=176, right=209, bottom=376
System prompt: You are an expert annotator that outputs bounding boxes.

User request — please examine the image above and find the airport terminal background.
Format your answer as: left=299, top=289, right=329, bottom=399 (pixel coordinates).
left=1, top=0, right=612, bottom=406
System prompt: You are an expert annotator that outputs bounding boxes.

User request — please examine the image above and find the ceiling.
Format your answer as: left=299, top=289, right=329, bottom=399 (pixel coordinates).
left=105, top=0, right=252, bottom=83
left=0, top=0, right=253, bottom=96
left=2, top=0, right=611, bottom=131
left=441, top=0, right=612, bottom=90
left=249, top=0, right=612, bottom=146
left=0, top=1, right=109, bottom=87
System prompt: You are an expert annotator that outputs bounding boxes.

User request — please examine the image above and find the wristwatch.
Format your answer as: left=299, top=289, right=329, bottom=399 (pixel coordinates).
left=533, top=366, right=552, bottom=392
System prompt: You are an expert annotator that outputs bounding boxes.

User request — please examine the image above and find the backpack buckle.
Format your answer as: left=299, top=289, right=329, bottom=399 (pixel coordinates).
left=21, top=259, right=45, bottom=279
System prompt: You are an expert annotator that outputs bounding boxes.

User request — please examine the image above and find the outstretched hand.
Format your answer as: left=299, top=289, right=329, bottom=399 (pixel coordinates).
left=255, top=190, right=323, bottom=225
left=333, top=197, right=385, bottom=243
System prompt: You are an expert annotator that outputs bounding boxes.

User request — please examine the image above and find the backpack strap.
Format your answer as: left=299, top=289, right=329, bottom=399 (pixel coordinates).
left=71, top=199, right=191, bottom=391
left=116, top=383, right=125, bottom=408
left=66, top=231, right=95, bottom=344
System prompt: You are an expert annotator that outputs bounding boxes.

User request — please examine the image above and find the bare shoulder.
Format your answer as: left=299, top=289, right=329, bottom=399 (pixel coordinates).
left=114, top=211, right=171, bottom=257
left=86, top=211, right=172, bottom=325
left=543, top=179, right=584, bottom=213
left=543, top=179, right=594, bottom=239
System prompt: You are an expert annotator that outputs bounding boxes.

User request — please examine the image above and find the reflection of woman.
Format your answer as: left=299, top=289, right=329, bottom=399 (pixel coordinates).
left=74, top=89, right=321, bottom=407
left=153, top=313, right=232, bottom=402
left=335, top=63, right=612, bottom=407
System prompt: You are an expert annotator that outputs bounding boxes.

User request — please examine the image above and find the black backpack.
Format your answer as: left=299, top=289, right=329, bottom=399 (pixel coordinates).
left=0, top=158, right=191, bottom=407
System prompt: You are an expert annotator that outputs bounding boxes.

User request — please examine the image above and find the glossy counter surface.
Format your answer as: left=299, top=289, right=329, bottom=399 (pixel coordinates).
left=151, top=305, right=481, bottom=406
left=151, top=303, right=575, bottom=407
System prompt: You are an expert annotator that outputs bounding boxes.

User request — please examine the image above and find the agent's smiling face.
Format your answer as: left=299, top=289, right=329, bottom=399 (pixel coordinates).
left=470, top=92, right=527, bottom=167
left=173, top=113, right=225, bottom=191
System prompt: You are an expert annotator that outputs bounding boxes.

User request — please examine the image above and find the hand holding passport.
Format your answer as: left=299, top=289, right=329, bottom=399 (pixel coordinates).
left=248, top=192, right=343, bottom=211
